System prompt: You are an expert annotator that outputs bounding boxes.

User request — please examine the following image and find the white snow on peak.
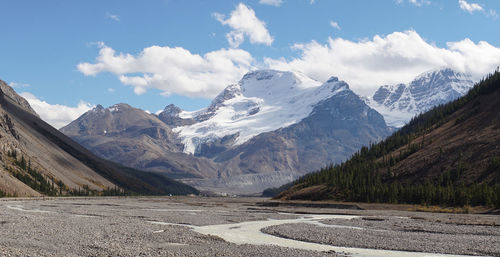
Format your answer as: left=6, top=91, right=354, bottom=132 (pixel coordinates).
left=173, top=70, right=348, bottom=154
left=90, top=105, right=105, bottom=114
left=109, top=105, right=120, bottom=113
left=366, top=68, right=474, bottom=127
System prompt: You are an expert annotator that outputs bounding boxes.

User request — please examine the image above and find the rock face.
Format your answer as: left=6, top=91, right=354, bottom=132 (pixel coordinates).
left=0, top=80, right=38, bottom=116
left=62, top=70, right=391, bottom=194
left=367, top=68, right=474, bottom=127
left=0, top=80, right=197, bottom=197
left=61, top=103, right=216, bottom=179
left=157, top=104, right=195, bottom=127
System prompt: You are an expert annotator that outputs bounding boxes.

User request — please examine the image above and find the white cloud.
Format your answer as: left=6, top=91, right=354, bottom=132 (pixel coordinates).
left=214, top=3, right=273, bottom=48
left=106, top=12, right=120, bottom=22
left=458, top=0, right=498, bottom=17
left=265, top=30, right=500, bottom=95
left=20, top=92, right=93, bottom=129
left=107, top=88, right=115, bottom=93
left=458, top=0, right=483, bottom=13
left=259, top=0, right=283, bottom=7
left=79, top=31, right=500, bottom=100
left=330, top=21, right=341, bottom=30
left=77, top=43, right=254, bottom=98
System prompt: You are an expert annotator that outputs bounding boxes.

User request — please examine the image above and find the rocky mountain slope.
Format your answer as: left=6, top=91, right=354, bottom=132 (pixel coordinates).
left=277, top=71, right=500, bottom=206
left=62, top=103, right=218, bottom=179
left=62, top=70, right=391, bottom=194
left=366, top=68, right=474, bottom=127
left=0, top=80, right=197, bottom=197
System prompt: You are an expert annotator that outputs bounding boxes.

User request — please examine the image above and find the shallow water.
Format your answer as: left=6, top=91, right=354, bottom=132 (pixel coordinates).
left=153, top=213, right=475, bottom=257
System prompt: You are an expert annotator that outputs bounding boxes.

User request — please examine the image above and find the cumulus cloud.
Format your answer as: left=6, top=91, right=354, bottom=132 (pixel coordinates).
left=259, top=0, right=283, bottom=7
left=20, top=92, right=93, bottom=129
left=458, top=0, right=483, bottom=13
left=330, top=21, right=341, bottom=30
left=214, top=3, right=273, bottom=48
left=77, top=43, right=254, bottom=97
left=265, top=30, right=500, bottom=95
left=79, top=31, right=500, bottom=99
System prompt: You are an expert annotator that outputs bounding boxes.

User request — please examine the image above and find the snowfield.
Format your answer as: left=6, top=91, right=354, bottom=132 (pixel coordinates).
left=174, top=70, right=349, bottom=154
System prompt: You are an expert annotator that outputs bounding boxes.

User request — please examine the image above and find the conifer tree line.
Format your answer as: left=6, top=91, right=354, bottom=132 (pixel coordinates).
left=285, top=71, right=500, bottom=208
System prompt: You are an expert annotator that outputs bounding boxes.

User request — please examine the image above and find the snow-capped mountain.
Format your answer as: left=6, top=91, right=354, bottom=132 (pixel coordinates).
left=166, top=70, right=350, bottom=154
left=62, top=70, right=391, bottom=194
left=366, top=68, right=474, bottom=127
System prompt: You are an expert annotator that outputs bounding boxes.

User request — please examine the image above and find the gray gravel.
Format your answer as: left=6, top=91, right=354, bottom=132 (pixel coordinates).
left=0, top=196, right=498, bottom=256
left=262, top=215, right=500, bottom=256
left=0, top=197, right=339, bottom=257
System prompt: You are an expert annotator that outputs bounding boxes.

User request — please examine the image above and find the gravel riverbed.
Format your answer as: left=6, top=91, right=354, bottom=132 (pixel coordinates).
left=262, top=215, right=500, bottom=256
left=0, top=196, right=498, bottom=256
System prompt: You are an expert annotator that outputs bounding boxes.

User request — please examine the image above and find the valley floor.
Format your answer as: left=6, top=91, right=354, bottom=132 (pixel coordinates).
left=0, top=196, right=498, bottom=256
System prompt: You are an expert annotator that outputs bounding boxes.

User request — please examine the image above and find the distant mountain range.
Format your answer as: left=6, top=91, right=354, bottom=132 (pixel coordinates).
left=276, top=71, right=500, bottom=207
left=60, top=68, right=476, bottom=195
left=365, top=68, right=474, bottom=127
left=61, top=70, right=391, bottom=194
left=0, top=80, right=197, bottom=197
left=0, top=67, right=480, bottom=197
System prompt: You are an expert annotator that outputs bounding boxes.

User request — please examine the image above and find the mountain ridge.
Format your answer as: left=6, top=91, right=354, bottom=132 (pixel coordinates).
left=0, top=80, right=198, bottom=197
left=367, top=68, right=474, bottom=127
left=170, top=70, right=350, bottom=154
left=62, top=70, right=391, bottom=194
left=276, top=71, right=500, bottom=207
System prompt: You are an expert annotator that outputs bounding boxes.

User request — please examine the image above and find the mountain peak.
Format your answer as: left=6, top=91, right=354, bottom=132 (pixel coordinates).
left=108, top=103, right=132, bottom=112
left=326, top=76, right=339, bottom=83
left=241, top=69, right=281, bottom=81
left=415, top=67, right=461, bottom=79
left=160, top=104, right=183, bottom=117
left=367, top=68, right=474, bottom=127
left=91, top=104, right=105, bottom=112
left=325, top=77, right=349, bottom=91
left=412, top=68, right=472, bottom=95
left=174, top=70, right=355, bottom=154
left=239, top=70, right=321, bottom=99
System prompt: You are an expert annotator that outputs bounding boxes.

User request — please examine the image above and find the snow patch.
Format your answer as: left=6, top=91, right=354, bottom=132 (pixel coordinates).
left=366, top=68, right=474, bottom=127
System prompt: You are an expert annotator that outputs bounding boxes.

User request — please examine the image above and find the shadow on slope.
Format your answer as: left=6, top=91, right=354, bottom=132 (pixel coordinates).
left=0, top=89, right=198, bottom=196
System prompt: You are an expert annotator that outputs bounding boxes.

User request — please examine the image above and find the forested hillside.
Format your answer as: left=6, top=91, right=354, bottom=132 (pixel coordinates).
left=275, top=71, right=500, bottom=208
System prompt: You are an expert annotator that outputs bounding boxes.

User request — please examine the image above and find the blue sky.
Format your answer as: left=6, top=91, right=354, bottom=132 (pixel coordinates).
left=0, top=0, right=499, bottom=128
